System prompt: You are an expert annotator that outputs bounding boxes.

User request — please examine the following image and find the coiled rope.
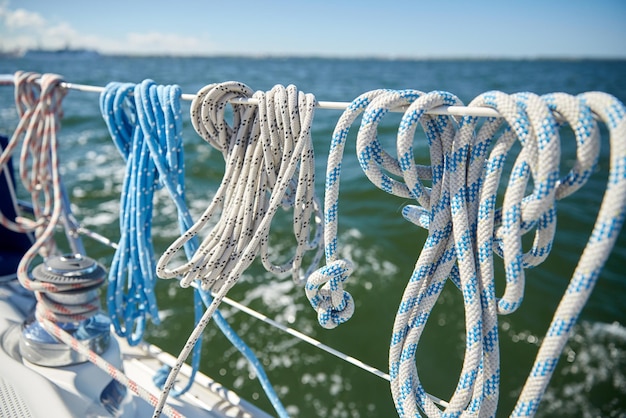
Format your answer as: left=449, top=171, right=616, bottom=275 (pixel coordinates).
left=153, top=82, right=321, bottom=417
left=0, top=71, right=88, bottom=316
left=0, top=72, right=63, bottom=275
left=315, top=87, right=624, bottom=416
left=100, top=80, right=288, bottom=414
left=99, top=81, right=161, bottom=345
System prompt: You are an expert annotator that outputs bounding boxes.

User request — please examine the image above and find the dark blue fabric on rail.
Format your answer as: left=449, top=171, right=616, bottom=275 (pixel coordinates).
left=0, top=134, right=33, bottom=278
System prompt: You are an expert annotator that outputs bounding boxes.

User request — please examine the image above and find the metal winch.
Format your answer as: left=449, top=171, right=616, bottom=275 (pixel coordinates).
left=19, top=254, right=111, bottom=366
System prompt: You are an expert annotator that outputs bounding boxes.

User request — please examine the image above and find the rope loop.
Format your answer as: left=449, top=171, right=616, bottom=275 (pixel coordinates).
left=511, top=91, right=626, bottom=417
left=99, top=82, right=136, bottom=159
left=469, top=91, right=561, bottom=314
left=158, top=82, right=322, bottom=289
left=388, top=90, right=474, bottom=417
left=305, top=259, right=355, bottom=329
left=307, top=89, right=433, bottom=328
left=190, top=81, right=255, bottom=154
left=381, top=88, right=621, bottom=417
left=356, top=89, right=428, bottom=201
left=545, top=92, right=600, bottom=199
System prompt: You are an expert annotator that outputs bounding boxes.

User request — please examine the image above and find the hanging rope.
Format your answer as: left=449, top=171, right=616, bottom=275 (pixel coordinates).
left=511, top=91, right=625, bottom=417
left=306, top=88, right=434, bottom=329
left=130, top=79, right=203, bottom=396
left=316, top=86, right=624, bottom=417
left=153, top=82, right=320, bottom=417
left=0, top=71, right=70, bottom=298
left=158, top=82, right=323, bottom=289
left=100, top=81, right=161, bottom=345
left=100, top=80, right=289, bottom=414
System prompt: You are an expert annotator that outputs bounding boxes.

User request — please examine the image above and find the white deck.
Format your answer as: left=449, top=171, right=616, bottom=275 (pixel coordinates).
left=0, top=280, right=272, bottom=418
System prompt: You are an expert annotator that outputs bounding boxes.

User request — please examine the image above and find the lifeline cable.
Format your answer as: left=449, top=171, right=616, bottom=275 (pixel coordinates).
left=0, top=74, right=503, bottom=118
left=153, top=82, right=320, bottom=417
left=100, top=80, right=288, bottom=414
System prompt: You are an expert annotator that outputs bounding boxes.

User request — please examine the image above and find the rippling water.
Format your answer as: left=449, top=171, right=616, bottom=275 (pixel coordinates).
left=1, top=56, right=625, bottom=417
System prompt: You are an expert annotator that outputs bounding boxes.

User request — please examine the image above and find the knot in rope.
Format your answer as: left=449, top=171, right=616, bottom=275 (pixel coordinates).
left=307, top=88, right=430, bottom=328
left=305, top=259, right=354, bottom=329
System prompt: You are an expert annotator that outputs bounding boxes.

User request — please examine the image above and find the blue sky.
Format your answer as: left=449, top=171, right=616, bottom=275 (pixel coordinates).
left=1, top=0, right=625, bottom=58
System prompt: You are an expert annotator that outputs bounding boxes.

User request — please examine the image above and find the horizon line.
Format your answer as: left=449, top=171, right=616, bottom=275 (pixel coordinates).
left=8, top=48, right=626, bottom=62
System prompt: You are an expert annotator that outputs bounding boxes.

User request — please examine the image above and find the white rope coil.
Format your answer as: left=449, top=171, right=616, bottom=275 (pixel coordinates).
left=315, top=86, right=624, bottom=417
left=157, top=82, right=323, bottom=289
left=153, top=82, right=322, bottom=417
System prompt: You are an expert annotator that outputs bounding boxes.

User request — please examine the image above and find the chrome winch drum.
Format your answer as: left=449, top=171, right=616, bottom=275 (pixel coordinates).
left=19, top=254, right=111, bottom=367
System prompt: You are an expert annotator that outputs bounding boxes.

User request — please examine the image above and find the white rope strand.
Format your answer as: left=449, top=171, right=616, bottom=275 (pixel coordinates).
left=512, top=91, right=626, bottom=417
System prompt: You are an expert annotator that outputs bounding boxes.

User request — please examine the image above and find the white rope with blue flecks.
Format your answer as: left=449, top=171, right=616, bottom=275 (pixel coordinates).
left=315, top=86, right=624, bottom=417
left=306, top=88, right=439, bottom=329
left=153, top=82, right=321, bottom=417
left=511, top=91, right=625, bottom=417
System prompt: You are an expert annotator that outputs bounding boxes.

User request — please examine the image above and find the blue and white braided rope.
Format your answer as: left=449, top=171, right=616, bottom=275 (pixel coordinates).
left=306, top=88, right=433, bottom=329
left=512, top=92, right=626, bottom=417
left=315, top=87, right=624, bottom=417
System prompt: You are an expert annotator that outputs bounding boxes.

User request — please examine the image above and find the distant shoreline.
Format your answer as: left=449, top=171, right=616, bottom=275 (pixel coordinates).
left=3, top=51, right=625, bottom=62
left=2, top=44, right=625, bottom=62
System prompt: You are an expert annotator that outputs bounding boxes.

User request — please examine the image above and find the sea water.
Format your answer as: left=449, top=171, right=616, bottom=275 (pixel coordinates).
left=0, top=56, right=625, bottom=417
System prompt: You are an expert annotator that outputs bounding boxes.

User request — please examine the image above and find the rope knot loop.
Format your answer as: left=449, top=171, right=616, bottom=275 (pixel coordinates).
left=306, top=259, right=355, bottom=329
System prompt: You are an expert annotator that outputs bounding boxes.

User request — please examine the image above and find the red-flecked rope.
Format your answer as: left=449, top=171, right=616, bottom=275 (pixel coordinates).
left=2, top=72, right=185, bottom=418
left=39, top=316, right=184, bottom=418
